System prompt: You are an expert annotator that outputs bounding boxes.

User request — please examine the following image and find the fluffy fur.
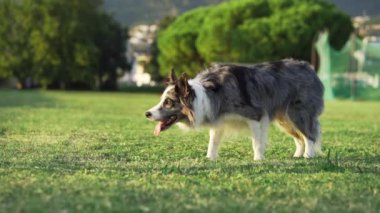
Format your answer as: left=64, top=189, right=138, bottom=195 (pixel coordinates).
left=146, top=59, right=324, bottom=160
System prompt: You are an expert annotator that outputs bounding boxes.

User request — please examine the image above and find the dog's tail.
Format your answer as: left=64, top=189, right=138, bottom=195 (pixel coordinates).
left=314, top=123, right=324, bottom=156
left=315, top=138, right=323, bottom=156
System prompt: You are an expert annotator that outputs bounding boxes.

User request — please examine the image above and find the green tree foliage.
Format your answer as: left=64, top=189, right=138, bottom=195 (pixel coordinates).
left=158, top=7, right=211, bottom=76
left=0, top=0, right=127, bottom=89
left=158, top=0, right=353, bottom=76
left=94, top=14, right=128, bottom=90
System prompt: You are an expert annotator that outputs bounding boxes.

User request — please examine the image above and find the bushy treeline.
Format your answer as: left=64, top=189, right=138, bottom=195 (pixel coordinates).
left=0, top=0, right=127, bottom=90
left=157, top=0, right=353, bottom=76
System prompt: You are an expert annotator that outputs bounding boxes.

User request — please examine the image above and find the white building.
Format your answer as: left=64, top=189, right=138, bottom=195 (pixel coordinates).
left=119, top=24, right=158, bottom=87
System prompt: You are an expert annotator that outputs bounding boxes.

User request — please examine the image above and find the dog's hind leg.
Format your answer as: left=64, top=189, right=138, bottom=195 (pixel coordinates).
left=286, top=109, right=322, bottom=158
left=248, top=114, right=270, bottom=161
left=293, top=137, right=305, bottom=158
left=275, top=112, right=305, bottom=158
left=207, top=128, right=224, bottom=160
left=303, top=118, right=322, bottom=158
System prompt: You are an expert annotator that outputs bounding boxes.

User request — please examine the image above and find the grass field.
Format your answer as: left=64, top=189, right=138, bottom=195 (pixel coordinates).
left=0, top=91, right=379, bottom=212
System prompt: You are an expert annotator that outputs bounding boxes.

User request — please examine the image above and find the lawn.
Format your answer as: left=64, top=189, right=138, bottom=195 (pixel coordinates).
left=0, top=91, right=379, bottom=212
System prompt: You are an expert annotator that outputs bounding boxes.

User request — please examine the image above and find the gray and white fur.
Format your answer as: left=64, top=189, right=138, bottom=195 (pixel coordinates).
left=146, top=59, right=324, bottom=160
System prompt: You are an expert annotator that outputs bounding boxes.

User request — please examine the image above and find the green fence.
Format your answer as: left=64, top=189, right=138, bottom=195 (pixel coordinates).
left=315, top=32, right=380, bottom=101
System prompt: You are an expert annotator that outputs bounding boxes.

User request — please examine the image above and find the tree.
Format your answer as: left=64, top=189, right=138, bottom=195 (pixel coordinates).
left=94, top=14, right=128, bottom=90
left=0, top=0, right=127, bottom=90
left=0, top=0, right=36, bottom=83
left=157, top=7, right=211, bottom=76
left=157, top=0, right=353, bottom=77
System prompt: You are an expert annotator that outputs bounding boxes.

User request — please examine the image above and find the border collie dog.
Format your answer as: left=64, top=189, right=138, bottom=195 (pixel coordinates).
left=145, top=59, right=324, bottom=160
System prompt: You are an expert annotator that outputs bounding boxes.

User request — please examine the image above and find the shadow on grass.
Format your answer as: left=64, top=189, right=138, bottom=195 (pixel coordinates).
left=3, top=155, right=379, bottom=176
left=0, top=90, right=59, bottom=108
left=131, top=156, right=380, bottom=175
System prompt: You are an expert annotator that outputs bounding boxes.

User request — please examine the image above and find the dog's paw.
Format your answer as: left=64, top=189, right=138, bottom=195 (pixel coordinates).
left=293, top=152, right=304, bottom=158
left=303, top=152, right=315, bottom=159
left=253, top=156, right=264, bottom=161
left=293, top=147, right=304, bottom=158
left=206, top=154, right=217, bottom=161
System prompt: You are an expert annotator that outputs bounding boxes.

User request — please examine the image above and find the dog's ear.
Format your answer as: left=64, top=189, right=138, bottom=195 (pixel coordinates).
left=177, top=73, right=190, bottom=98
left=166, top=68, right=177, bottom=85
left=176, top=72, right=195, bottom=109
left=177, top=73, right=195, bottom=124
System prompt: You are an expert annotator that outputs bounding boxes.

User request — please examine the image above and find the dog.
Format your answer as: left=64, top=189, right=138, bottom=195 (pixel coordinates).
left=145, top=59, right=324, bottom=160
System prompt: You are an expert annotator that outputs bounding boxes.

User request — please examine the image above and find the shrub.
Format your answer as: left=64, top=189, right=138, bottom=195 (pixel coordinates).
left=158, top=0, right=353, bottom=76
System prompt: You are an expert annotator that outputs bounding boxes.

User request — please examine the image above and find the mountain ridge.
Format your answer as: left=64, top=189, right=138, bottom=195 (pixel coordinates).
left=103, top=0, right=380, bottom=26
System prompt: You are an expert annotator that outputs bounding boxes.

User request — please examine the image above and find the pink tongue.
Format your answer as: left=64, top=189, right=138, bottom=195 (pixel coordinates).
left=154, top=122, right=163, bottom=136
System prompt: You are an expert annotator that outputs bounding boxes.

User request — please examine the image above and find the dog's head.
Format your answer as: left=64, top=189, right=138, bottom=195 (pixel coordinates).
left=145, top=69, right=195, bottom=136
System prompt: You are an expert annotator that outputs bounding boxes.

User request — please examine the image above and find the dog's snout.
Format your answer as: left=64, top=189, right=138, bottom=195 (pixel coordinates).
left=145, top=111, right=152, bottom=118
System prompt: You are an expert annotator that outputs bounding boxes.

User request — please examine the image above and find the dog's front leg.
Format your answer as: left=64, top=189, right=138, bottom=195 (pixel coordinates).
left=248, top=115, right=270, bottom=160
left=206, top=128, right=223, bottom=160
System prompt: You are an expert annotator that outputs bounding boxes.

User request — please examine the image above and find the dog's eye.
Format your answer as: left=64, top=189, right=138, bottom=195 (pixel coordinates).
left=163, top=99, right=173, bottom=108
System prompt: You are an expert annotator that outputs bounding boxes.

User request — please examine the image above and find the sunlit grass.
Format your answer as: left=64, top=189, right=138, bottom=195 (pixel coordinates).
left=0, top=91, right=379, bottom=212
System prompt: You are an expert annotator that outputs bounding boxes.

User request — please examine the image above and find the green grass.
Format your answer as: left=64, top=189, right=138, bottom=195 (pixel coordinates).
left=0, top=91, right=379, bottom=213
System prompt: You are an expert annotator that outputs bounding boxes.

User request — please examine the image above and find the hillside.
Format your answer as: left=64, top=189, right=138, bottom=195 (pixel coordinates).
left=103, top=0, right=380, bottom=26
left=103, top=0, right=225, bottom=26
